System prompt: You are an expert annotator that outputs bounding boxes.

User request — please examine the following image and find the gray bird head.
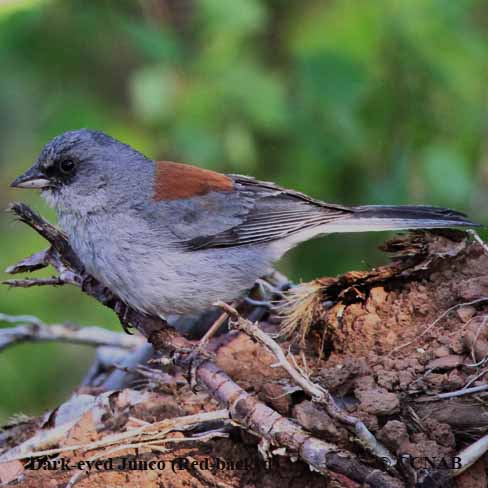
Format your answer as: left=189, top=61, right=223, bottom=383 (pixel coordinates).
left=11, top=129, right=153, bottom=214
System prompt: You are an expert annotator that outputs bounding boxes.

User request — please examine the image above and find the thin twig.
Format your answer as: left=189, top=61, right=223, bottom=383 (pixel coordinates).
left=390, top=297, right=488, bottom=354
left=0, top=314, right=144, bottom=351
left=453, top=431, right=488, bottom=476
left=197, top=311, right=228, bottom=349
left=2, top=277, right=67, bottom=287
left=437, top=384, right=488, bottom=399
left=4, top=249, right=50, bottom=274
left=464, top=365, right=488, bottom=389
left=215, top=301, right=397, bottom=468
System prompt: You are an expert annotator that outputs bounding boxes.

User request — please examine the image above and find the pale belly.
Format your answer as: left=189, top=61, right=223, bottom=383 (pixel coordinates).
left=63, top=214, right=273, bottom=317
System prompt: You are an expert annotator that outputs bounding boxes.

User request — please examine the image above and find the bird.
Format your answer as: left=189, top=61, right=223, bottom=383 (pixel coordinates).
left=10, top=129, right=479, bottom=319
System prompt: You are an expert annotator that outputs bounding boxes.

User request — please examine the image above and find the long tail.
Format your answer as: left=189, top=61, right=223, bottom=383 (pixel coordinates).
left=324, top=205, right=480, bottom=233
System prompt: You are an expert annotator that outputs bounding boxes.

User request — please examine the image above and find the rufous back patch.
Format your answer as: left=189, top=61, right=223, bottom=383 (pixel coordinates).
left=153, top=161, right=234, bottom=201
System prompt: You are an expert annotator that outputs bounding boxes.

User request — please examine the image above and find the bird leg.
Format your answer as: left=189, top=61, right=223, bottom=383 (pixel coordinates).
left=184, top=311, right=228, bottom=390
left=186, top=275, right=284, bottom=352
left=244, top=277, right=286, bottom=308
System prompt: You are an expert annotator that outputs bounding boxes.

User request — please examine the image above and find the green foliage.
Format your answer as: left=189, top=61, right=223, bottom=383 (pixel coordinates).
left=0, top=0, right=487, bottom=421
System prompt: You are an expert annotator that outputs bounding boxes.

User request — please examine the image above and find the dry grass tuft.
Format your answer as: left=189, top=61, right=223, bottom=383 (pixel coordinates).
left=278, top=280, right=329, bottom=344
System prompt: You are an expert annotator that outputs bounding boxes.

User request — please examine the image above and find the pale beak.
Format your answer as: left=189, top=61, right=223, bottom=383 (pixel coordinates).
left=10, top=166, right=51, bottom=189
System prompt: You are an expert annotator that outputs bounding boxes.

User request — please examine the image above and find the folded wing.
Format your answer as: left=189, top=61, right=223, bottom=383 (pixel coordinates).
left=182, top=175, right=353, bottom=250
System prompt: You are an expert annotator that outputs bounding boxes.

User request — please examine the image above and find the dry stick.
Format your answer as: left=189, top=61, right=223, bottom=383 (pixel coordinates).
left=197, top=311, right=228, bottom=349
left=106, top=361, right=402, bottom=487
left=414, top=384, right=488, bottom=403
left=453, top=432, right=488, bottom=476
left=215, top=301, right=397, bottom=468
left=5, top=249, right=50, bottom=274
left=0, top=409, right=230, bottom=463
left=4, top=203, right=404, bottom=488
left=436, top=384, right=488, bottom=400
left=195, top=359, right=403, bottom=488
left=464, top=364, right=488, bottom=389
left=0, top=421, right=80, bottom=463
left=2, top=277, right=67, bottom=287
left=0, top=314, right=144, bottom=351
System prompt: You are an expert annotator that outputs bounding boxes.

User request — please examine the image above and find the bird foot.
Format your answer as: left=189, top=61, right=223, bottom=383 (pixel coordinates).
left=244, top=278, right=285, bottom=309
left=255, top=278, right=286, bottom=299
left=185, top=346, right=216, bottom=391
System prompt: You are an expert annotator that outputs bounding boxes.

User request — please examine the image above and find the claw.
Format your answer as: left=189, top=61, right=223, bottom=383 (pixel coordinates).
left=185, top=347, right=216, bottom=392
left=115, top=301, right=134, bottom=335
left=255, top=278, right=286, bottom=299
left=244, top=297, right=272, bottom=308
left=244, top=278, right=284, bottom=310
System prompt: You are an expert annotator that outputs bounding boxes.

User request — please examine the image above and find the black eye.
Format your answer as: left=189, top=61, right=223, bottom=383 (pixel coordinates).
left=59, top=159, right=76, bottom=175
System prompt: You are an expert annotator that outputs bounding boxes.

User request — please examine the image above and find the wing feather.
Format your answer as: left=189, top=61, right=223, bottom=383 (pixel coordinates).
left=183, top=175, right=353, bottom=250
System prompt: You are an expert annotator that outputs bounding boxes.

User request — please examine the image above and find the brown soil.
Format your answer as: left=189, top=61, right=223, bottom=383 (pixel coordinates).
left=2, top=231, right=488, bottom=487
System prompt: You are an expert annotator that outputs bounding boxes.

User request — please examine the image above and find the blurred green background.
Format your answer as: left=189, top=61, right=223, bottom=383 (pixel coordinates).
left=0, top=0, right=487, bottom=422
